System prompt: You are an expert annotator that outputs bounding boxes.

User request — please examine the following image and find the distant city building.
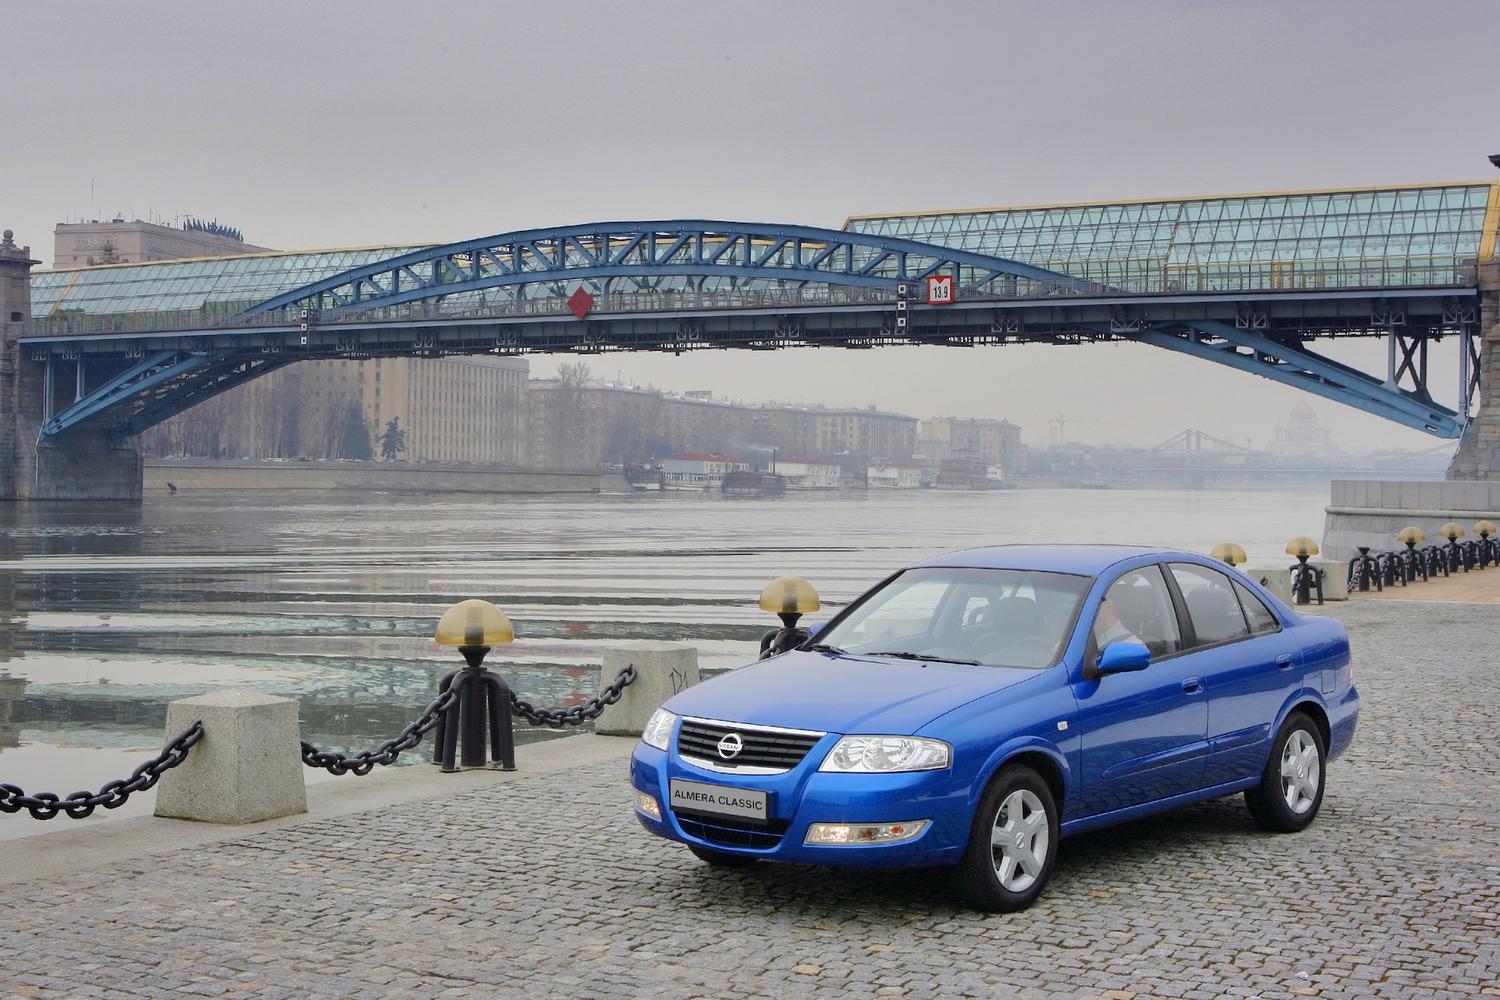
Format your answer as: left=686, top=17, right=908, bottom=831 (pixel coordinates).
left=54, top=218, right=270, bottom=267
left=525, top=379, right=917, bottom=471
left=917, top=416, right=1024, bottom=475
left=142, top=354, right=530, bottom=465
left=1271, top=400, right=1335, bottom=457
left=365, top=355, right=529, bottom=465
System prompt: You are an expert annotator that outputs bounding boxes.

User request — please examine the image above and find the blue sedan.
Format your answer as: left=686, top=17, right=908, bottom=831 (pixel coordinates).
left=630, top=545, right=1359, bottom=911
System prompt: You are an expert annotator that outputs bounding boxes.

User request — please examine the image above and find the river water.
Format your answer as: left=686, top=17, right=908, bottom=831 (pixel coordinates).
left=0, top=484, right=1331, bottom=836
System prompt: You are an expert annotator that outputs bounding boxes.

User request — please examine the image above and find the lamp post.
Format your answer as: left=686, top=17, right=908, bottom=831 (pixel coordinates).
left=1396, top=526, right=1426, bottom=584
left=1285, top=537, right=1323, bottom=605
left=758, top=576, right=821, bottom=659
left=432, top=599, right=517, bottom=772
left=1439, top=521, right=1467, bottom=573
left=1474, top=520, right=1497, bottom=569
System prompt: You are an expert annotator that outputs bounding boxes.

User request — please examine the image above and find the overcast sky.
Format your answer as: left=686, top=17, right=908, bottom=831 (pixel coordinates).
left=5, top=0, right=1497, bottom=451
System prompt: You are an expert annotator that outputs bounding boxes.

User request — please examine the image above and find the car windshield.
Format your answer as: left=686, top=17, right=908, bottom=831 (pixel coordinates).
left=810, top=567, right=1091, bottom=669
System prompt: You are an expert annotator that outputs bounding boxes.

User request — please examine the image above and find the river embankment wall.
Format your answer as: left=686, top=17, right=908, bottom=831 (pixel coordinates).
left=1322, top=479, right=1500, bottom=562
left=144, top=459, right=630, bottom=495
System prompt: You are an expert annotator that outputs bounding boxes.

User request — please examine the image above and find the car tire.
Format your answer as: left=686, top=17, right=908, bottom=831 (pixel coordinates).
left=1245, top=711, right=1326, bottom=833
left=688, top=844, right=758, bottom=868
left=952, top=764, right=1059, bottom=912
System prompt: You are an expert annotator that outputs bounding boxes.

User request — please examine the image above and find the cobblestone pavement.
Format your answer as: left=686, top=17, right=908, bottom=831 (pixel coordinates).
left=2, top=601, right=1496, bottom=999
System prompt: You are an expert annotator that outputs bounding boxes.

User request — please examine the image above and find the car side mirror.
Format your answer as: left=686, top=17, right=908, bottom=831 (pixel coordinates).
left=1097, top=640, right=1151, bottom=675
left=804, top=621, right=826, bottom=638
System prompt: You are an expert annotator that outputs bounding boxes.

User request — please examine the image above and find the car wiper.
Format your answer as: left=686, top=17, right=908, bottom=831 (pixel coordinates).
left=806, top=642, right=846, bottom=655
left=868, top=650, right=981, bottom=665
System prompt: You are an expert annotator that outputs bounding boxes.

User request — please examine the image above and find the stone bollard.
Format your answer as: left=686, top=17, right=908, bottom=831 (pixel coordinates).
left=1309, top=560, right=1349, bottom=601
left=594, top=642, right=700, bottom=737
left=154, top=690, right=307, bottom=824
left=1246, top=566, right=1295, bottom=605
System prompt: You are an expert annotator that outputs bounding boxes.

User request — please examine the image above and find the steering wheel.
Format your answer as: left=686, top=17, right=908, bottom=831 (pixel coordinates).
left=965, top=605, right=990, bottom=626
left=969, top=633, right=1055, bottom=665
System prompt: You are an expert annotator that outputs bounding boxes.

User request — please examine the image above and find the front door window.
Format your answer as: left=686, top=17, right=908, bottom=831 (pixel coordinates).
left=1091, top=566, right=1181, bottom=660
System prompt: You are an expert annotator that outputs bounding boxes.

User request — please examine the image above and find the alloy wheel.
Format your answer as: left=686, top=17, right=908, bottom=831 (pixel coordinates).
left=990, top=788, right=1049, bottom=892
left=1280, top=729, right=1321, bottom=814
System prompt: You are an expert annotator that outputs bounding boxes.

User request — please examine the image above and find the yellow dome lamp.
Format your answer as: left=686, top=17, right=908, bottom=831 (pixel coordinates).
left=1285, top=536, right=1319, bottom=560
left=1284, top=537, right=1323, bottom=605
left=758, top=576, right=821, bottom=659
left=1396, top=525, right=1425, bottom=549
left=431, top=599, right=518, bottom=772
left=435, top=598, right=515, bottom=665
left=1209, top=542, right=1247, bottom=568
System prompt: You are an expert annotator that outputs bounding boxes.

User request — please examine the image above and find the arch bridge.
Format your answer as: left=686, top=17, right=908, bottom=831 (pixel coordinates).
left=19, top=219, right=1482, bottom=442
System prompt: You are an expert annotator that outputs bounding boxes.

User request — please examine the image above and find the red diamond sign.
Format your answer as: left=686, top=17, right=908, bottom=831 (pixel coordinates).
left=567, top=287, right=595, bottom=320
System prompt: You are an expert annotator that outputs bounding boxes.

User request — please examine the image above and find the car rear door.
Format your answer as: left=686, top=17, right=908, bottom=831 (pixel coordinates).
left=1072, top=563, right=1209, bottom=816
left=1165, top=562, right=1294, bottom=787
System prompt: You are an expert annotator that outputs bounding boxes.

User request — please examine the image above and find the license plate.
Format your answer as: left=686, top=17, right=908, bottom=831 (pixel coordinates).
left=668, top=779, right=769, bottom=824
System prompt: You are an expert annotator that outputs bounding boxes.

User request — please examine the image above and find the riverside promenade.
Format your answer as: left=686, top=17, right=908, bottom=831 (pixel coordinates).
left=2, top=600, right=1496, bottom=999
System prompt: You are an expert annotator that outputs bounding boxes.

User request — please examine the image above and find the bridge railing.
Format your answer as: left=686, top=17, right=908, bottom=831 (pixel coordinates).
left=23, top=256, right=1479, bottom=341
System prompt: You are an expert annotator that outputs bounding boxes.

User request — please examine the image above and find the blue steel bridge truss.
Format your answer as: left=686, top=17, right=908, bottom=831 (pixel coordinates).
left=20, top=221, right=1481, bottom=442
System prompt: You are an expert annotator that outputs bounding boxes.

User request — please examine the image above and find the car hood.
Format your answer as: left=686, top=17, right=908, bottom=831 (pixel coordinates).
left=662, top=649, right=1038, bottom=735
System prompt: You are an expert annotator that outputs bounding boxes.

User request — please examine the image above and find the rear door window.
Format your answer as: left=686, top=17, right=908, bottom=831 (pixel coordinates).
left=1169, top=563, right=1251, bottom=647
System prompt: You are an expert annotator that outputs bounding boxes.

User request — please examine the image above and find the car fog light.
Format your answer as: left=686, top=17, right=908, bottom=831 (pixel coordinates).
left=636, top=792, right=662, bottom=820
left=804, top=820, right=930, bottom=846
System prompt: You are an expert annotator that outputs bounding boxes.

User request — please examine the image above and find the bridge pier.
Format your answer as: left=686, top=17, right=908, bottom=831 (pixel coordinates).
left=1, top=229, right=141, bottom=502
left=1448, top=261, right=1500, bottom=480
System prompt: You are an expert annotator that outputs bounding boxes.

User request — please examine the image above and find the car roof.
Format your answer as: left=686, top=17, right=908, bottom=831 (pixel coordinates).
left=910, top=543, right=1195, bottom=576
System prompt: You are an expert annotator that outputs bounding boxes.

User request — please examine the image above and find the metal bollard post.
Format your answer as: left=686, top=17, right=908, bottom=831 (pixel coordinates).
left=1286, top=537, right=1324, bottom=605
left=1476, top=521, right=1498, bottom=569
left=1439, top=522, right=1467, bottom=573
left=1346, top=546, right=1381, bottom=592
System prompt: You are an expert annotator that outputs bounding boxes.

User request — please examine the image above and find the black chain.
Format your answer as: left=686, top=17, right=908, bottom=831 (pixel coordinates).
left=301, top=686, right=460, bottom=776
left=510, top=664, right=638, bottom=728
left=0, top=721, right=204, bottom=820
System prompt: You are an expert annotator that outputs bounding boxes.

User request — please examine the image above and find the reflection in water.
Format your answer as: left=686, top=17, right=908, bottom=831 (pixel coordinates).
left=0, top=486, right=1334, bottom=788
left=0, top=671, right=24, bottom=749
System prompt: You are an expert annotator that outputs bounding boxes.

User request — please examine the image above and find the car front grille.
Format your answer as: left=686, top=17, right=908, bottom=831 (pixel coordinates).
left=676, top=718, right=825, bottom=772
left=674, top=813, right=791, bottom=850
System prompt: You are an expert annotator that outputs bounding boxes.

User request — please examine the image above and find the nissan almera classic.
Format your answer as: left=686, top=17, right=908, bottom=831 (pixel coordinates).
left=630, top=545, right=1359, bottom=911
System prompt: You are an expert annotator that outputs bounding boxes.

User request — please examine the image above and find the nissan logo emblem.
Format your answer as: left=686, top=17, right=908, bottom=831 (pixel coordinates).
left=716, top=732, right=744, bottom=760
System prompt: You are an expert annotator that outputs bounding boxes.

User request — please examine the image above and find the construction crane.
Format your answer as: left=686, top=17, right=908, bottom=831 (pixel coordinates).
left=1047, top=414, right=1103, bottom=446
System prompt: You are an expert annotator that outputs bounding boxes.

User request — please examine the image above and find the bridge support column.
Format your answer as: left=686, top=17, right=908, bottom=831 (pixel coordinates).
left=1, top=229, right=142, bottom=502
left=1448, top=262, right=1500, bottom=480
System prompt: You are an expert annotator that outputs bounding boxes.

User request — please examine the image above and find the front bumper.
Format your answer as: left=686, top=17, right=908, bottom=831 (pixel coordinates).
left=630, top=742, right=969, bottom=868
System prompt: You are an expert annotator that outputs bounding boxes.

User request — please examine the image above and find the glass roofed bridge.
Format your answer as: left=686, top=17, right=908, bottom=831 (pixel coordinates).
left=2, top=178, right=1498, bottom=498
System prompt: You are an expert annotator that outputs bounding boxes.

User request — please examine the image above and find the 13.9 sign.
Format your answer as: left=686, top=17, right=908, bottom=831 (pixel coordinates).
left=926, top=274, right=955, bottom=305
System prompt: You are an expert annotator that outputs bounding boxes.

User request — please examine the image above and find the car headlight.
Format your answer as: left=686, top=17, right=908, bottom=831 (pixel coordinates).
left=640, top=709, right=677, bottom=751
left=819, top=735, right=951, bottom=773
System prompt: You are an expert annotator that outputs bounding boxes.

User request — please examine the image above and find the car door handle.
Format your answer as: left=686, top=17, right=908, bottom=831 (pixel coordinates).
left=1276, top=654, right=1295, bottom=670
left=1181, top=676, right=1203, bottom=694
